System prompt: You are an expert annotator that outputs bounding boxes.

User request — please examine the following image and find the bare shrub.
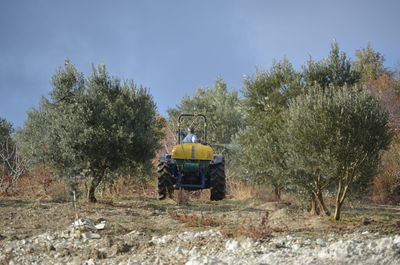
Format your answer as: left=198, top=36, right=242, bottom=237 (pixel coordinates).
left=222, top=211, right=277, bottom=240
left=0, top=138, right=26, bottom=195
left=372, top=173, right=399, bottom=204
left=391, top=175, right=400, bottom=202
left=14, top=168, right=54, bottom=197
left=47, top=178, right=69, bottom=202
left=371, top=131, right=400, bottom=204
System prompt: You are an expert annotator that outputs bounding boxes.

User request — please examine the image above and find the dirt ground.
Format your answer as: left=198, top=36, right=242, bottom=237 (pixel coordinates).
left=1, top=194, right=399, bottom=242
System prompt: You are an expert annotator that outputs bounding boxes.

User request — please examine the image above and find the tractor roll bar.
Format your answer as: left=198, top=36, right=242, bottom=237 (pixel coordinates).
left=177, top=113, right=207, bottom=144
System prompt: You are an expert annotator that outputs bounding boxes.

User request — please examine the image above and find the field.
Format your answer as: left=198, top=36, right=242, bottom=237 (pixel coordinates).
left=1, top=189, right=399, bottom=264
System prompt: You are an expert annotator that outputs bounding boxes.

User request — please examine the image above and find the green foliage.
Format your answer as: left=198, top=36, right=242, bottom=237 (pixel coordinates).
left=303, top=41, right=360, bottom=88
left=20, top=60, right=162, bottom=201
left=0, top=117, right=13, bottom=142
left=0, top=117, right=14, bottom=177
left=284, top=85, right=391, bottom=218
left=65, top=178, right=82, bottom=200
left=353, top=43, right=386, bottom=82
left=235, top=59, right=303, bottom=194
left=242, top=58, right=302, bottom=123
left=167, top=78, right=243, bottom=147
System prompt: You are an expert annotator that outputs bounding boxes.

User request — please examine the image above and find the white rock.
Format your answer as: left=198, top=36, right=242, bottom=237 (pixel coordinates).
left=178, top=231, right=195, bottom=241
left=225, top=240, right=240, bottom=251
left=90, top=233, right=101, bottom=240
left=94, top=221, right=107, bottom=230
left=379, top=238, right=392, bottom=248
left=186, top=256, right=225, bottom=265
left=73, top=218, right=97, bottom=231
left=151, top=235, right=173, bottom=244
left=241, top=238, right=255, bottom=250
left=175, top=246, right=183, bottom=256
left=188, top=247, right=200, bottom=256
left=316, top=238, right=325, bottom=246
left=291, top=243, right=301, bottom=250
left=85, top=258, right=96, bottom=265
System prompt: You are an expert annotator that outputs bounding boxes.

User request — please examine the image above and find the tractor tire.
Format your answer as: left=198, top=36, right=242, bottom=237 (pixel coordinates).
left=210, top=162, right=226, bottom=201
left=157, top=162, right=176, bottom=200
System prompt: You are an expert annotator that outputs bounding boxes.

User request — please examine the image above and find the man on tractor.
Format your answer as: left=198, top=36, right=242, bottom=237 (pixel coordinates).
left=183, top=126, right=198, bottom=143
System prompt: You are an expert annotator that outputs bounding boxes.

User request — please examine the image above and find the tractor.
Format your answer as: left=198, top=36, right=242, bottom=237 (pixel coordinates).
left=157, top=113, right=226, bottom=201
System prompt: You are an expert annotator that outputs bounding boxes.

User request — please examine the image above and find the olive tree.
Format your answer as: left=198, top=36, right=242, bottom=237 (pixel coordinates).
left=353, top=43, right=386, bottom=83
left=0, top=118, right=13, bottom=142
left=284, top=86, right=391, bottom=219
left=236, top=59, right=303, bottom=199
left=20, top=61, right=162, bottom=202
left=303, top=41, right=360, bottom=89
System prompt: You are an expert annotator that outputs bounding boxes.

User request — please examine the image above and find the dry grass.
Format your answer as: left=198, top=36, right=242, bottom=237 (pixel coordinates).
left=167, top=210, right=223, bottom=227
left=188, top=189, right=211, bottom=202
left=227, top=180, right=276, bottom=201
left=9, top=169, right=157, bottom=203
left=221, top=211, right=280, bottom=240
left=11, top=172, right=70, bottom=202
left=99, top=177, right=156, bottom=199
left=370, top=131, right=400, bottom=205
left=174, top=189, right=190, bottom=205
left=371, top=173, right=399, bottom=204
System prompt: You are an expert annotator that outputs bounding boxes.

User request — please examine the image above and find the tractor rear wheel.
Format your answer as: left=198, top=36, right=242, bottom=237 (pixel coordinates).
left=157, top=162, right=175, bottom=200
left=210, top=162, right=226, bottom=201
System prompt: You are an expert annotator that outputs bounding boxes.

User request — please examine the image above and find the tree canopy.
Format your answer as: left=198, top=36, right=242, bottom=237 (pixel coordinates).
left=167, top=78, right=243, bottom=147
left=353, top=43, right=386, bottom=82
left=284, top=86, right=391, bottom=219
left=20, top=61, right=162, bottom=202
left=235, top=59, right=303, bottom=198
left=0, top=117, right=13, bottom=142
left=303, top=42, right=360, bottom=89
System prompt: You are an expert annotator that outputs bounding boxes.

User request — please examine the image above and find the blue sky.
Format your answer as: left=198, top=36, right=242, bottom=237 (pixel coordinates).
left=1, top=0, right=399, bottom=128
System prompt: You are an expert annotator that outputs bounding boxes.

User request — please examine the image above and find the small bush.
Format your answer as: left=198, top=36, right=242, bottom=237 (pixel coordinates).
left=236, top=211, right=273, bottom=240
left=391, top=175, right=400, bottom=202
left=47, top=178, right=69, bottom=202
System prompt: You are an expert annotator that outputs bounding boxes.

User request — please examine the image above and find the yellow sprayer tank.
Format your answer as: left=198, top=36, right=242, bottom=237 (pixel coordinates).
left=171, top=143, right=214, bottom=161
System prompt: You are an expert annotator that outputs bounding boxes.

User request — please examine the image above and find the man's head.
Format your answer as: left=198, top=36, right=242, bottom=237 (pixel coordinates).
left=188, top=127, right=195, bottom=133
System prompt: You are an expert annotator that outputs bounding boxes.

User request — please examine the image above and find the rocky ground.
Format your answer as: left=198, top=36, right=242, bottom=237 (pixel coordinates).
left=0, top=196, right=399, bottom=264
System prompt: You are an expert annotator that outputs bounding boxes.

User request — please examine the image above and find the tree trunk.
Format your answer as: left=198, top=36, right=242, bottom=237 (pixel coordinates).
left=334, top=201, right=342, bottom=220
left=309, top=192, right=320, bottom=215
left=334, top=176, right=351, bottom=220
left=273, top=184, right=282, bottom=201
left=334, top=179, right=343, bottom=220
left=87, top=175, right=103, bottom=203
left=315, top=191, right=331, bottom=216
